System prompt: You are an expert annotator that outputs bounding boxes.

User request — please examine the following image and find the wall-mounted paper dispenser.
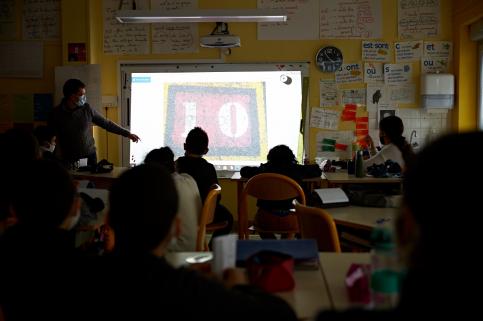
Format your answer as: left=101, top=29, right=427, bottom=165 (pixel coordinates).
left=421, top=73, right=454, bottom=109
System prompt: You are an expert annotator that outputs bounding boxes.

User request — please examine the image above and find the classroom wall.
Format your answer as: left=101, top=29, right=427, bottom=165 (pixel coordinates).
left=0, top=0, right=479, bottom=219
left=452, top=0, right=483, bottom=131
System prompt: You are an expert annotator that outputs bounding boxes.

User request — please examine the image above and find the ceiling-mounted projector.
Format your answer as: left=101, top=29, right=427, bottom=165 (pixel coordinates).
left=200, top=22, right=240, bottom=48
left=200, top=34, right=240, bottom=48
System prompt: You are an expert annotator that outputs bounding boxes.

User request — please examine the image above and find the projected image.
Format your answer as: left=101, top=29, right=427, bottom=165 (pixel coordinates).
left=128, top=70, right=302, bottom=169
left=165, top=83, right=267, bottom=161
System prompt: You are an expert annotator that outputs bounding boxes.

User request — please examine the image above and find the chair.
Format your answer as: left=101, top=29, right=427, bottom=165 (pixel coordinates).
left=239, top=173, right=306, bottom=240
left=196, top=184, right=224, bottom=251
left=293, top=200, right=341, bottom=252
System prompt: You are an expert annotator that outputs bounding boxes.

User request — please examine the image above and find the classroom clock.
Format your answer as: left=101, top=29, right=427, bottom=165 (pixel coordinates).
left=316, top=46, right=343, bottom=73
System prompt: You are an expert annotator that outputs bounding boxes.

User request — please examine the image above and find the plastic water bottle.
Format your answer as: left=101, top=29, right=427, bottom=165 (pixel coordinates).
left=355, top=150, right=364, bottom=178
left=370, top=227, right=400, bottom=309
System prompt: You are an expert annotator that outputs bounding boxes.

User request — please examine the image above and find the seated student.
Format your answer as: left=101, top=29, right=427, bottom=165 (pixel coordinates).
left=176, top=127, right=233, bottom=241
left=363, top=116, right=415, bottom=171
left=0, top=128, right=40, bottom=235
left=101, top=164, right=297, bottom=321
left=240, top=144, right=322, bottom=239
left=0, top=160, right=82, bottom=320
left=33, top=125, right=57, bottom=160
left=144, top=146, right=202, bottom=252
left=316, top=131, right=483, bottom=320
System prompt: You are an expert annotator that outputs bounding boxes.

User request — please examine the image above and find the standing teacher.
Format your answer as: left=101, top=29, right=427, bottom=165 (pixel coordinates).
left=49, top=79, right=140, bottom=169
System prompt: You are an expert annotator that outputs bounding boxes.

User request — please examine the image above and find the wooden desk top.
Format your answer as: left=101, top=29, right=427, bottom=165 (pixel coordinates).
left=326, top=206, right=397, bottom=230
left=324, top=172, right=402, bottom=184
left=319, top=252, right=371, bottom=310
left=71, top=166, right=128, bottom=179
left=166, top=252, right=332, bottom=319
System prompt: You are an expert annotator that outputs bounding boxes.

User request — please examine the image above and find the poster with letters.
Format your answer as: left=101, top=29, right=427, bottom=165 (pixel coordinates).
left=421, top=57, right=449, bottom=73
left=335, top=63, right=363, bottom=84
left=395, top=41, right=423, bottom=62
left=384, top=64, right=412, bottom=85
left=362, top=41, right=391, bottom=62
left=364, top=62, right=384, bottom=83
left=423, top=41, right=452, bottom=60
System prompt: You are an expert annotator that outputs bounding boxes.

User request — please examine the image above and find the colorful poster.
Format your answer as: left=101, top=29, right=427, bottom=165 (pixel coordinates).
left=316, top=130, right=353, bottom=160
left=364, top=62, right=384, bottom=83
left=384, top=63, right=412, bottom=85
left=421, top=57, right=450, bottom=74
left=395, top=41, right=423, bottom=62
left=164, top=83, right=268, bottom=160
left=423, top=41, right=453, bottom=60
left=335, top=63, right=363, bottom=84
left=341, top=104, right=357, bottom=122
left=362, top=41, right=391, bottom=62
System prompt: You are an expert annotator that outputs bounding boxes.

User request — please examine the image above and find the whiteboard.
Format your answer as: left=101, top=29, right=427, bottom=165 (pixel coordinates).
left=54, top=64, right=101, bottom=112
left=0, top=41, right=43, bottom=78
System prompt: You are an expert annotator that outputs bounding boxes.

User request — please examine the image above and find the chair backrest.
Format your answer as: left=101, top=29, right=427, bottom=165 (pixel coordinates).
left=196, top=184, right=221, bottom=251
left=239, top=173, right=306, bottom=239
left=293, top=200, right=341, bottom=252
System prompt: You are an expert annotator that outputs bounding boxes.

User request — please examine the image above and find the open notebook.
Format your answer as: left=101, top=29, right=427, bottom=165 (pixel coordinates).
left=314, top=188, right=350, bottom=208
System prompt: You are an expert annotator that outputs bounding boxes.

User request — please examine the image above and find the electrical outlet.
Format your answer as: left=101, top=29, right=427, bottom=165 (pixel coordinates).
left=102, top=96, right=118, bottom=108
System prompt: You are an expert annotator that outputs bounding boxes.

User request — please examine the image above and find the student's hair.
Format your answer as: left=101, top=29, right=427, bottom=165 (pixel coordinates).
left=144, top=147, right=175, bottom=173
left=109, top=163, right=178, bottom=255
left=267, top=144, right=297, bottom=166
left=34, top=125, right=56, bottom=144
left=185, top=127, right=209, bottom=155
left=11, top=160, right=76, bottom=228
left=402, top=132, right=483, bottom=266
left=1, top=127, right=39, bottom=166
left=379, top=115, right=415, bottom=167
left=62, top=78, right=85, bottom=98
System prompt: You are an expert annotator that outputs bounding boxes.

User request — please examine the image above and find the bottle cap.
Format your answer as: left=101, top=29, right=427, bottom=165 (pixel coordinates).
left=371, top=269, right=399, bottom=293
left=371, top=227, right=395, bottom=250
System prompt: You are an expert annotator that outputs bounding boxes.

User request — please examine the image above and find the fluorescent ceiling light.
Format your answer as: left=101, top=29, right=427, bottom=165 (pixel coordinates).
left=116, top=9, right=287, bottom=23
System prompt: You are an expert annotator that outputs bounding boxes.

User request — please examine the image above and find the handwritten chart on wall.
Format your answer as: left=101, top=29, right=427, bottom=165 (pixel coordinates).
left=103, top=0, right=149, bottom=55
left=0, top=0, right=16, bottom=39
left=319, top=0, right=382, bottom=39
left=398, top=0, right=440, bottom=39
left=151, top=0, right=198, bottom=53
left=22, top=0, right=60, bottom=40
left=257, top=0, right=319, bottom=40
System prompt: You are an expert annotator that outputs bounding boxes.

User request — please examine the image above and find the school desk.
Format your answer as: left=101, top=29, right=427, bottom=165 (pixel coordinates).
left=319, top=252, right=371, bottom=310
left=71, top=166, right=128, bottom=189
left=165, top=252, right=332, bottom=320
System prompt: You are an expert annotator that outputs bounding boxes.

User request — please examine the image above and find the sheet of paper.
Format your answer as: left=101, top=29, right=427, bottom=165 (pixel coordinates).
left=384, top=63, right=412, bottom=85
left=310, top=108, right=340, bottom=130
left=336, top=63, right=363, bottom=84
left=314, top=187, right=349, bottom=204
left=319, top=79, right=339, bottom=107
left=319, top=0, right=382, bottom=39
left=316, top=130, right=353, bottom=160
left=395, top=41, right=423, bottom=62
left=362, top=41, right=391, bottom=62
left=212, top=234, right=237, bottom=276
left=398, top=0, right=440, bottom=39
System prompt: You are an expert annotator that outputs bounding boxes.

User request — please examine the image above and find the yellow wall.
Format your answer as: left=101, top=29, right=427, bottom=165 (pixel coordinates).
left=1, top=0, right=477, bottom=218
left=452, top=0, right=483, bottom=131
